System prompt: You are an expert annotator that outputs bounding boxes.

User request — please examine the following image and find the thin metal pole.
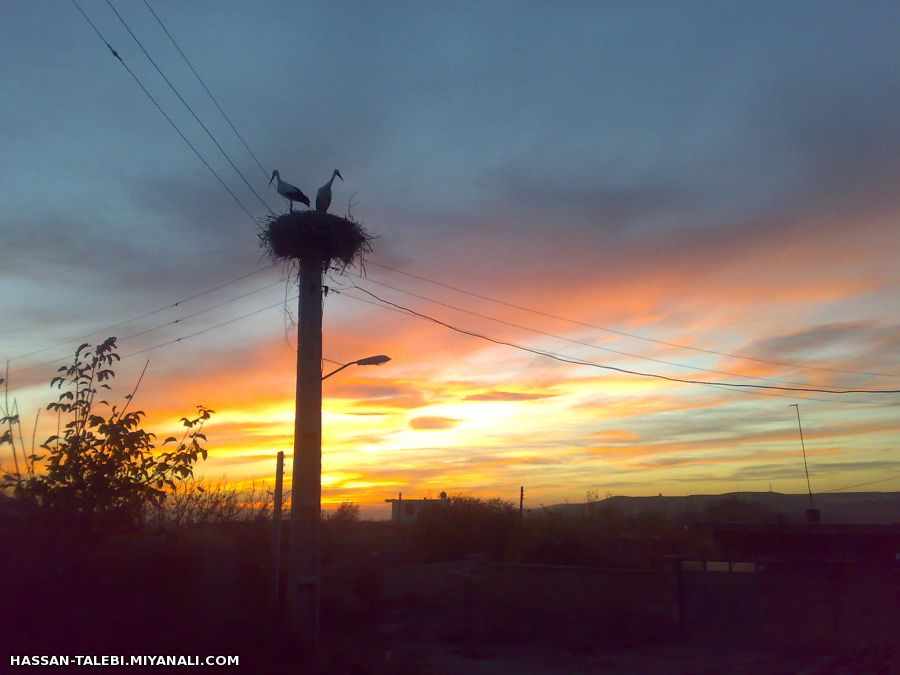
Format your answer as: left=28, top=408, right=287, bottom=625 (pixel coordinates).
left=790, top=404, right=814, bottom=507
left=271, top=450, right=284, bottom=603
left=289, top=263, right=323, bottom=657
left=321, top=362, right=353, bottom=381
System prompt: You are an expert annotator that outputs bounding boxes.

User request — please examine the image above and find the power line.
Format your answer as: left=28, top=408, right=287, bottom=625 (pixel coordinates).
left=823, top=472, right=900, bottom=493
left=122, top=295, right=297, bottom=358
left=367, top=261, right=899, bottom=380
left=695, top=382, right=881, bottom=406
left=120, top=301, right=342, bottom=369
left=7, top=265, right=277, bottom=363
left=142, top=0, right=270, bottom=179
left=8, top=299, right=345, bottom=395
left=350, top=275, right=854, bottom=391
left=69, top=0, right=259, bottom=225
left=104, top=0, right=276, bottom=215
left=337, top=286, right=900, bottom=396
left=7, top=294, right=299, bottom=395
left=331, top=288, right=888, bottom=406
left=8, top=277, right=286, bottom=382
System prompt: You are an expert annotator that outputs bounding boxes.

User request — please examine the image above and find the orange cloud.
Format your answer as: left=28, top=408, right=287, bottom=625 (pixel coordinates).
left=464, top=390, right=558, bottom=401
left=409, top=416, right=460, bottom=430
left=588, top=429, right=641, bottom=443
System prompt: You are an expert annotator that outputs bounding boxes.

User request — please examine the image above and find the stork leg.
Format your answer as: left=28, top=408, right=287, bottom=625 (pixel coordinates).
left=290, top=201, right=294, bottom=213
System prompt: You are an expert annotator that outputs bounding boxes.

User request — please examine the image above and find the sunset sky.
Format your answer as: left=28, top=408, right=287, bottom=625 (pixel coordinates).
left=2, top=1, right=898, bottom=517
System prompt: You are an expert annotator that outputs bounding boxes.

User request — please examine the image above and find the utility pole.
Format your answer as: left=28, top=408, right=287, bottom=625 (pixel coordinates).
left=271, top=450, right=284, bottom=603
left=259, top=202, right=373, bottom=664
left=790, top=404, right=815, bottom=511
left=289, top=264, right=324, bottom=654
left=519, top=485, right=524, bottom=519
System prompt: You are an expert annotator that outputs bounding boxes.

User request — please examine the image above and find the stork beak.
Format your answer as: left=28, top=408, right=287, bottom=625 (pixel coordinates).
left=269, top=171, right=276, bottom=185
left=336, top=170, right=343, bottom=181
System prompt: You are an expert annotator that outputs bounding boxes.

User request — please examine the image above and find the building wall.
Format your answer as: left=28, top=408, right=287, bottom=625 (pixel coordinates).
left=476, top=564, right=679, bottom=642
left=389, top=499, right=429, bottom=525
left=379, top=560, right=679, bottom=643
left=680, top=558, right=900, bottom=648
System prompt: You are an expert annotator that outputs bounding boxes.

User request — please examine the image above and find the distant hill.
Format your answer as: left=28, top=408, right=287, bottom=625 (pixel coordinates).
left=541, top=492, right=900, bottom=524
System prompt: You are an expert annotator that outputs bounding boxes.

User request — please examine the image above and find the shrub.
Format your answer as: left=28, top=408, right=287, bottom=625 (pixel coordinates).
left=327, top=501, right=361, bottom=526
left=1, top=338, right=212, bottom=533
left=701, top=496, right=780, bottom=524
left=414, top=495, right=518, bottom=562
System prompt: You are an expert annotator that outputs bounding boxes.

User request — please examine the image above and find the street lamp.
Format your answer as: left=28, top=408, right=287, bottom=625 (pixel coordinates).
left=322, top=354, right=391, bottom=380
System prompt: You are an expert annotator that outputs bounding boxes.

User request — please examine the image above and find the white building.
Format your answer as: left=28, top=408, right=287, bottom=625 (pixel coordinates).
left=385, top=491, right=447, bottom=525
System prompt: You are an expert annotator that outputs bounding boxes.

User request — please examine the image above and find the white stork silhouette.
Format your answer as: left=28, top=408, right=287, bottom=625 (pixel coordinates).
left=269, top=170, right=310, bottom=212
left=315, top=169, right=343, bottom=214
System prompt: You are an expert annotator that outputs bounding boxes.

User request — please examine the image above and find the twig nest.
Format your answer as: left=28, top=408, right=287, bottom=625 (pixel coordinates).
left=259, top=211, right=372, bottom=272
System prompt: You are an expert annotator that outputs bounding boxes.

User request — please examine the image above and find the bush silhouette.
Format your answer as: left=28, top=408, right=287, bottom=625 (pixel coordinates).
left=2, top=338, right=212, bottom=533
left=414, top=495, right=518, bottom=562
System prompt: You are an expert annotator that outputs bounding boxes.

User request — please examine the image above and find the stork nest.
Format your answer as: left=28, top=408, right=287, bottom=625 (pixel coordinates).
left=258, top=211, right=373, bottom=272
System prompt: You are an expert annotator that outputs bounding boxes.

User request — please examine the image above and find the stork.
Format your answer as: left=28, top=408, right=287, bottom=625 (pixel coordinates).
left=315, top=169, right=343, bottom=214
left=269, top=170, right=310, bottom=212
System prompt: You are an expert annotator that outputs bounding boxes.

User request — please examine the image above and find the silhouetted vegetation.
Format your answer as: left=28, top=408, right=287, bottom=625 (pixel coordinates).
left=1, top=338, right=212, bottom=534
left=326, top=500, right=361, bottom=525
left=145, top=478, right=274, bottom=527
left=405, top=493, right=788, bottom=567
left=413, top=495, right=519, bottom=562
left=518, top=501, right=688, bottom=567
left=698, top=495, right=782, bottom=523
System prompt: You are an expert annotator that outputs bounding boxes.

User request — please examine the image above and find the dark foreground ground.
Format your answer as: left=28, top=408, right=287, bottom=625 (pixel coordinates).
left=3, top=518, right=898, bottom=674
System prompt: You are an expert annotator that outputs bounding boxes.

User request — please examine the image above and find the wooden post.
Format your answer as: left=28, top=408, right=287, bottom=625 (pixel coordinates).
left=519, top=485, right=524, bottom=519
left=288, top=263, right=324, bottom=654
left=271, top=450, right=284, bottom=603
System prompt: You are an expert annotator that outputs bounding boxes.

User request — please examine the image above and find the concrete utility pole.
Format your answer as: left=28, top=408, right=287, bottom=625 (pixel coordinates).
left=289, top=264, right=324, bottom=650
left=259, top=200, right=373, bottom=665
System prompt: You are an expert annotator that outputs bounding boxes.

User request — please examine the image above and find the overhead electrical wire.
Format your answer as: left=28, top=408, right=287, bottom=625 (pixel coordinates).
left=64, top=1, right=896, bottom=389
left=7, top=293, right=299, bottom=394
left=8, top=277, right=286, bottom=381
left=367, top=261, right=899, bottom=380
left=335, top=286, right=900, bottom=396
left=329, top=287, right=888, bottom=406
left=74, top=0, right=891, bottom=390
left=69, top=0, right=259, bottom=225
left=120, top=306, right=343, bottom=368
left=7, top=287, right=347, bottom=394
left=823, top=472, right=900, bottom=493
left=142, top=0, right=271, bottom=179
left=7, top=265, right=277, bottom=363
left=350, top=275, right=855, bottom=391
left=121, top=295, right=297, bottom=359
left=104, top=0, right=276, bottom=215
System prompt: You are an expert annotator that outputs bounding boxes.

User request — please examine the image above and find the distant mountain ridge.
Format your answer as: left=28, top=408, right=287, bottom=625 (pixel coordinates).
left=543, top=492, right=900, bottom=524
